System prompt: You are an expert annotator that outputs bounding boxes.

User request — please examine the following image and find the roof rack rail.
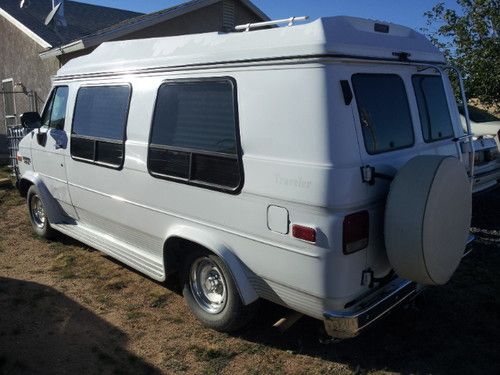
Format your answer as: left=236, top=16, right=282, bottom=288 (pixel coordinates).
left=235, top=16, right=309, bottom=32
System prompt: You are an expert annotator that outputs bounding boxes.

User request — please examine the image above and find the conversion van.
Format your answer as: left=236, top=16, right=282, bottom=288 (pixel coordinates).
left=16, top=16, right=476, bottom=338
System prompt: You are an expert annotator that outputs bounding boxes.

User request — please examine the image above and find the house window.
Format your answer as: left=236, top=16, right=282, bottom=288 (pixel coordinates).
left=352, top=74, right=414, bottom=154
left=412, top=75, right=454, bottom=142
left=71, top=85, right=131, bottom=168
left=148, top=78, right=242, bottom=193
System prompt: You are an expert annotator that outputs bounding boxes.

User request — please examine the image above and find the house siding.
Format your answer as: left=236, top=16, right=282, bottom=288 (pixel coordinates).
left=0, top=15, right=59, bottom=158
left=113, top=1, right=262, bottom=41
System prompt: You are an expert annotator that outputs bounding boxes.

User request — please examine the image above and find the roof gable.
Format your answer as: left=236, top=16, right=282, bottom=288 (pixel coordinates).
left=0, top=0, right=141, bottom=47
left=40, top=0, right=269, bottom=58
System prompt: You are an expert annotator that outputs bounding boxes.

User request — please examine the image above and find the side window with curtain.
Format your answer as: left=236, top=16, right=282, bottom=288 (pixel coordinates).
left=70, top=85, right=131, bottom=168
left=148, top=78, right=242, bottom=192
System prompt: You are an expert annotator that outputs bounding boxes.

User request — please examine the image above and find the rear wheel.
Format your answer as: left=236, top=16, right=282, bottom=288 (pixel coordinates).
left=181, top=250, right=257, bottom=332
left=27, top=185, right=56, bottom=239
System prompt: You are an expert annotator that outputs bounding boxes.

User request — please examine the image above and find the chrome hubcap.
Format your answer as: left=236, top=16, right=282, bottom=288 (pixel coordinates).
left=30, top=195, right=46, bottom=228
left=189, top=257, right=227, bottom=314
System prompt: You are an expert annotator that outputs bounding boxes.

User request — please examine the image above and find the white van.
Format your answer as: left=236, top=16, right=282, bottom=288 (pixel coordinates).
left=16, top=16, right=475, bottom=338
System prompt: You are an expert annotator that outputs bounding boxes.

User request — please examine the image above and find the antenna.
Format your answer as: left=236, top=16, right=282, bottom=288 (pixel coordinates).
left=44, top=2, right=61, bottom=25
left=235, top=16, right=309, bottom=32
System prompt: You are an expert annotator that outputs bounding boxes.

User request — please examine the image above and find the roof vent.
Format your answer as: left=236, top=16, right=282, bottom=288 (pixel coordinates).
left=45, top=0, right=67, bottom=27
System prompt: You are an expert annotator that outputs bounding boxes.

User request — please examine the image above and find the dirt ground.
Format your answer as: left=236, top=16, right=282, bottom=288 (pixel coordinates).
left=1, top=165, right=499, bottom=375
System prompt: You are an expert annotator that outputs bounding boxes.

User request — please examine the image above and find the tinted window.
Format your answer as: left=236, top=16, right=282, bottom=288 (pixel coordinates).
left=72, top=86, right=130, bottom=140
left=71, top=85, right=131, bottom=168
left=41, top=86, right=69, bottom=129
left=413, top=75, right=454, bottom=142
left=352, top=74, right=414, bottom=154
left=149, top=79, right=241, bottom=192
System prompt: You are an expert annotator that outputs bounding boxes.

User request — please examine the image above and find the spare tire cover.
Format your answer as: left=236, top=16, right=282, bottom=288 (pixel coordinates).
left=384, top=155, right=471, bottom=285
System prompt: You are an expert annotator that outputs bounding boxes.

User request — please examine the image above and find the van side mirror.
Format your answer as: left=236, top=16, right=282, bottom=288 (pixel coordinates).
left=20, top=112, right=41, bottom=129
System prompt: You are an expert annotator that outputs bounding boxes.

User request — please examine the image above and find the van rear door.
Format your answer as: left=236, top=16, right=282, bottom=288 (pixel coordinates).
left=348, top=65, right=461, bottom=181
left=341, top=63, right=464, bottom=279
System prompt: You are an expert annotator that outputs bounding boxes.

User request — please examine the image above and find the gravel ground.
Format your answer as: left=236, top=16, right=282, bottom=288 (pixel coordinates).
left=0, top=165, right=499, bottom=375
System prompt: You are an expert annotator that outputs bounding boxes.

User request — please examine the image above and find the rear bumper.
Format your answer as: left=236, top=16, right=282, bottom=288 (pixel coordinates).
left=323, top=236, right=475, bottom=338
left=473, top=164, right=500, bottom=193
left=323, top=279, right=421, bottom=338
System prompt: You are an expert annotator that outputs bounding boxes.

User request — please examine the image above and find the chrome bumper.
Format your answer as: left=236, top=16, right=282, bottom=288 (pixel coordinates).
left=473, top=164, right=500, bottom=193
left=324, top=279, right=421, bottom=338
left=324, top=236, right=475, bottom=338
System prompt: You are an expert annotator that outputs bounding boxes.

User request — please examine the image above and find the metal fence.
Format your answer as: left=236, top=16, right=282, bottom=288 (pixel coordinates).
left=6, top=124, right=27, bottom=182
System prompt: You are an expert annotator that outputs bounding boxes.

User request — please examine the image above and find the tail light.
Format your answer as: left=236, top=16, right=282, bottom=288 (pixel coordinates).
left=343, top=211, right=369, bottom=254
left=292, top=224, right=316, bottom=243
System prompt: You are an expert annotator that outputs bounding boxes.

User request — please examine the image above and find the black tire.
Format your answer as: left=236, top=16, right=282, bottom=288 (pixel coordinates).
left=27, top=185, right=56, bottom=239
left=181, top=250, right=257, bottom=332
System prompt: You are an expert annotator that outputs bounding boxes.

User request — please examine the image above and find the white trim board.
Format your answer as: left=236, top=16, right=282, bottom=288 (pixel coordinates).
left=0, top=7, right=52, bottom=49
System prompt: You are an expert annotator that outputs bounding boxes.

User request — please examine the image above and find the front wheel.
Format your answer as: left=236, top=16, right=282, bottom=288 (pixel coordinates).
left=181, top=251, right=257, bottom=332
left=27, top=185, right=56, bottom=239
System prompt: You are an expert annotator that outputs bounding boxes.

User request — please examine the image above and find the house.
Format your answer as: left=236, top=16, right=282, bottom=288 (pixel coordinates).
left=0, top=0, right=268, bottom=159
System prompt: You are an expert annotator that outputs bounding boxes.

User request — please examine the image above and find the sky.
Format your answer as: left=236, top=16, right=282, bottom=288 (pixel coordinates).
left=79, top=0, right=461, bottom=32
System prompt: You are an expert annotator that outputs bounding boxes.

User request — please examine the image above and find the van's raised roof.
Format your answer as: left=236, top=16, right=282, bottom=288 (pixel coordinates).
left=57, top=16, right=445, bottom=77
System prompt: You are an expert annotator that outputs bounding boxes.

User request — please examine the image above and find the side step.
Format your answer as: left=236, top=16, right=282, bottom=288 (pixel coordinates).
left=51, top=222, right=165, bottom=280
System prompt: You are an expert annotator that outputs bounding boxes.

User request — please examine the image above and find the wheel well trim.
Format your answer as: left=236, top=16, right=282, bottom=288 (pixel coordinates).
left=20, top=171, right=67, bottom=224
left=164, top=225, right=259, bottom=305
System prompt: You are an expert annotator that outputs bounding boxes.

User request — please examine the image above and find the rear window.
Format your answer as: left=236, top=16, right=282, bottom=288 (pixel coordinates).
left=413, top=75, right=454, bottom=142
left=352, top=74, right=414, bottom=154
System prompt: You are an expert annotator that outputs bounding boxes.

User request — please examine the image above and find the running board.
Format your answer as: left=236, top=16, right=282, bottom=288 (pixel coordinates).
left=51, top=222, right=165, bottom=280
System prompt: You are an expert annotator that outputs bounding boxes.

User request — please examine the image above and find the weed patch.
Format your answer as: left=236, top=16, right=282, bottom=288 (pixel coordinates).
left=106, top=280, right=128, bottom=291
left=126, top=310, right=145, bottom=320
left=0, top=189, right=23, bottom=208
left=190, top=345, right=237, bottom=375
left=51, top=253, right=77, bottom=279
left=149, top=293, right=169, bottom=308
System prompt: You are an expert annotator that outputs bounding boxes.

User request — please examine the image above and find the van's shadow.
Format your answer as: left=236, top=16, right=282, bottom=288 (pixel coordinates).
left=0, top=277, right=160, bottom=375
left=235, top=243, right=500, bottom=374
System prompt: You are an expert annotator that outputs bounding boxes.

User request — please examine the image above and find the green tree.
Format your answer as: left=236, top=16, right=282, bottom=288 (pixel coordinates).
left=423, top=0, right=499, bottom=105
